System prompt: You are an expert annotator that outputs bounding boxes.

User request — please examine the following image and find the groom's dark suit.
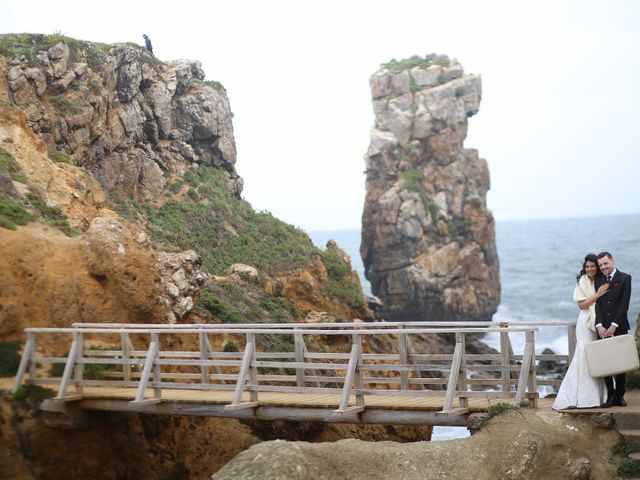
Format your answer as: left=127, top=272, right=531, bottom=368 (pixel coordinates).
left=595, top=269, right=632, bottom=400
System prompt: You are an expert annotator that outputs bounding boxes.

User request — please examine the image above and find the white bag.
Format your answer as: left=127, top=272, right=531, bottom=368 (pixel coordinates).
left=584, top=334, right=639, bottom=377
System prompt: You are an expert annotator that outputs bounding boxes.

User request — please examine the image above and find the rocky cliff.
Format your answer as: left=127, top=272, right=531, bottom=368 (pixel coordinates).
left=0, top=33, right=371, bottom=333
left=0, top=34, right=385, bottom=480
left=361, top=55, right=500, bottom=321
left=4, top=34, right=240, bottom=204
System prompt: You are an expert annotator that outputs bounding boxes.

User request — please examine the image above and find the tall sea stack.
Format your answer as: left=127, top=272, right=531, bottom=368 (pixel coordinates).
left=361, top=55, right=500, bottom=321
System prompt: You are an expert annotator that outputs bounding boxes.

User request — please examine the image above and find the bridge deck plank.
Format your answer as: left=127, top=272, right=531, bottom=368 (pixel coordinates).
left=76, top=387, right=556, bottom=412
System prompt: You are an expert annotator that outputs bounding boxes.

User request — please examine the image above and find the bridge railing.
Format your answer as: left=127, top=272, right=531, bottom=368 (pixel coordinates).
left=10, top=322, right=578, bottom=414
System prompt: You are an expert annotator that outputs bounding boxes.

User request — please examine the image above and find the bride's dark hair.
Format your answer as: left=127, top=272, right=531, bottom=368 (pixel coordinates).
left=576, top=253, right=602, bottom=283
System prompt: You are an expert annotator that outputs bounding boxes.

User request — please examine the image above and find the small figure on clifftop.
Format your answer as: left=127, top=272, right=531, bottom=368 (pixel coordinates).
left=142, top=34, right=153, bottom=55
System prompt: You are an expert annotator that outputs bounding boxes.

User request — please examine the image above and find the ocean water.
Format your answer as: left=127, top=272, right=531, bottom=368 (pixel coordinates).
left=310, top=214, right=640, bottom=440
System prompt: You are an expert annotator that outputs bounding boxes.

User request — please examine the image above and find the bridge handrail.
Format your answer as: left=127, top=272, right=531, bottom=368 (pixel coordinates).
left=25, top=326, right=538, bottom=335
left=70, top=321, right=574, bottom=329
left=14, top=322, right=571, bottom=415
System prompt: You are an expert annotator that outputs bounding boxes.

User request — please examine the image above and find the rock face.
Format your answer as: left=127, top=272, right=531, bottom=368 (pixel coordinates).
left=4, top=37, right=241, bottom=201
left=0, top=220, right=206, bottom=336
left=361, top=55, right=500, bottom=321
left=212, top=409, right=619, bottom=480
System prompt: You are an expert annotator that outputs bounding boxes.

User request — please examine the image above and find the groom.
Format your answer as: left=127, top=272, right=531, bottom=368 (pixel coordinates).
left=595, top=251, right=632, bottom=408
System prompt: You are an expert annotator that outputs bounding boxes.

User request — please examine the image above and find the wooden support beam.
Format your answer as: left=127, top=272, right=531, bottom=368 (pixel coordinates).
left=199, top=331, right=210, bottom=384
left=515, top=341, right=533, bottom=405
left=151, top=333, right=162, bottom=399
left=247, top=333, right=258, bottom=402
left=74, top=332, right=84, bottom=394
left=335, top=342, right=361, bottom=413
left=441, top=342, right=462, bottom=412
left=353, top=335, right=364, bottom=407
left=294, top=332, right=305, bottom=387
left=121, top=332, right=131, bottom=382
left=500, top=331, right=510, bottom=393
left=399, top=331, right=409, bottom=390
left=133, top=340, right=159, bottom=403
left=229, top=341, right=254, bottom=407
left=56, top=338, right=79, bottom=399
left=456, top=332, right=468, bottom=409
left=13, top=336, right=34, bottom=394
left=526, top=331, right=538, bottom=408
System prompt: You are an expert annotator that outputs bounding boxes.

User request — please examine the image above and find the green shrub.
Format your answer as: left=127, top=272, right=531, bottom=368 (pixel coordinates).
left=197, top=289, right=242, bottom=323
left=168, top=180, right=183, bottom=194
left=321, top=249, right=365, bottom=309
left=486, top=402, right=519, bottom=418
left=0, top=340, right=21, bottom=377
left=326, top=278, right=365, bottom=309
left=617, top=458, right=640, bottom=477
left=47, top=149, right=73, bottom=164
left=222, top=340, right=239, bottom=353
left=402, top=169, right=425, bottom=192
left=0, top=196, right=34, bottom=230
left=465, top=197, right=483, bottom=209
left=0, top=147, right=27, bottom=182
left=262, top=333, right=294, bottom=353
left=24, top=192, right=79, bottom=236
left=13, top=384, right=55, bottom=402
left=0, top=34, right=38, bottom=65
left=381, top=54, right=452, bottom=73
left=612, top=440, right=632, bottom=457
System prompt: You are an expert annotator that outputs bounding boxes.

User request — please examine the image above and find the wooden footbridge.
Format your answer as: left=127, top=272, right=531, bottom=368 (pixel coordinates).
left=13, top=321, right=576, bottom=426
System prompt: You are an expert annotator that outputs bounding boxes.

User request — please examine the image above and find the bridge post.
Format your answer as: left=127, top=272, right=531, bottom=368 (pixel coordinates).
left=13, top=333, right=35, bottom=394
left=74, top=331, right=84, bottom=394
left=515, top=332, right=534, bottom=406
left=294, top=331, right=305, bottom=387
left=151, top=333, right=162, bottom=399
left=442, top=341, right=462, bottom=412
left=247, top=332, right=258, bottom=402
left=456, top=332, right=468, bottom=408
left=199, top=330, right=210, bottom=384
left=399, top=328, right=409, bottom=390
left=28, top=331, right=37, bottom=383
left=121, top=332, right=131, bottom=383
left=353, top=334, right=364, bottom=407
left=526, top=330, right=538, bottom=408
left=500, top=330, right=510, bottom=394
left=133, top=336, right=159, bottom=402
left=56, top=333, right=79, bottom=399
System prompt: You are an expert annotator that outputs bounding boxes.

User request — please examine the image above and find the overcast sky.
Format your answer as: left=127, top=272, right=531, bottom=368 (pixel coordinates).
left=3, top=0, right=639, bottom=232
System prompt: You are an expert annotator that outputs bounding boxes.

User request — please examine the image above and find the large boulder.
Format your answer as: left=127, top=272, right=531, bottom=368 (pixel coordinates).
left=212, top=409, right=619, bottom=480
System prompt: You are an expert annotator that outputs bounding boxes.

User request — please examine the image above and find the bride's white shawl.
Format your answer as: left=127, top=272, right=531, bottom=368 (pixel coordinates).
left=573, top=274, right=596, bottom=332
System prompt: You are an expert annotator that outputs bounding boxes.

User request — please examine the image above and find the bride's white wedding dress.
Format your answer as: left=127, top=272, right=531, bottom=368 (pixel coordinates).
left=553, top=308, right=603, bottom=409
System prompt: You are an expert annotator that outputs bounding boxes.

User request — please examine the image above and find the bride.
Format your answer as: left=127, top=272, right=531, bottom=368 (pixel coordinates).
left=553, top=253, right=609, bottom=410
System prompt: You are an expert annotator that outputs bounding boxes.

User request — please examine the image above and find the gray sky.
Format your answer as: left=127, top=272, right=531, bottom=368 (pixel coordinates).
left=3, top=0, right=639, bottom=231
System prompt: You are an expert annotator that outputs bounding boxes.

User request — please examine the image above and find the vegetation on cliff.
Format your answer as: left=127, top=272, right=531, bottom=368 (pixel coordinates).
left=381, top=53, right=456, bottom=73
left=111, top=163, right=367, bottom=319
left=0, top=148, right=77, bottom=235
